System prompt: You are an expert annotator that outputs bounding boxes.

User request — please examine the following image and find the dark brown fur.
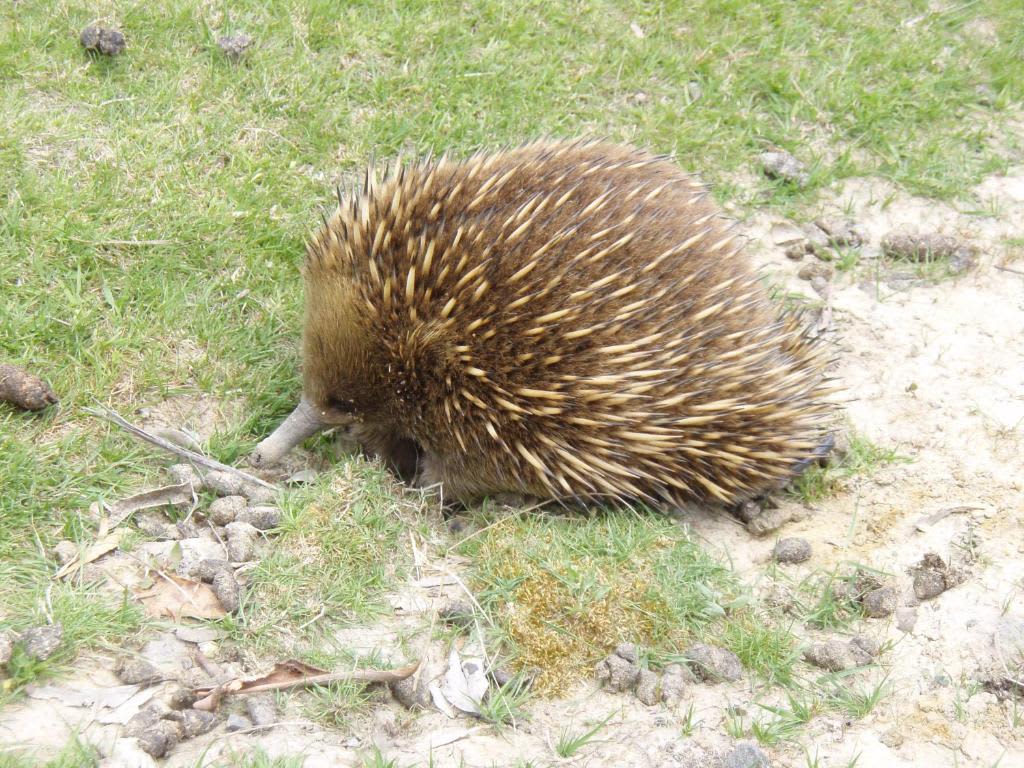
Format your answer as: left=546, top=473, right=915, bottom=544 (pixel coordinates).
left=301, top=139, right=834, bottom=506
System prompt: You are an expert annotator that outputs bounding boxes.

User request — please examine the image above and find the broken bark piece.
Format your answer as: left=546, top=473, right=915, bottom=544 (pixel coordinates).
left=0, top=364, right=58, bottom=411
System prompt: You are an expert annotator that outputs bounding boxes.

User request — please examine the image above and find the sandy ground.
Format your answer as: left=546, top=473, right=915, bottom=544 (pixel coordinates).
left=3, top=169, right=1023, bottom=767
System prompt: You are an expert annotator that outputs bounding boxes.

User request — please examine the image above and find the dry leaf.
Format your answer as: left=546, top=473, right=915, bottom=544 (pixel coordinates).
left=108, top=483, right=196, bottom=527
left=53, top=523, right=124, bottom=580
left=192, top=658, right=419, bottom=711
left=439, top=646, right=488, bottom=715
left=135, top=573, right=227, bottom=621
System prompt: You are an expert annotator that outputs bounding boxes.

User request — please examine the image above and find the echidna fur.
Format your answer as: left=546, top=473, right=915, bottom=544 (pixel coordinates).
left=272, top=138, right=837, bottom=508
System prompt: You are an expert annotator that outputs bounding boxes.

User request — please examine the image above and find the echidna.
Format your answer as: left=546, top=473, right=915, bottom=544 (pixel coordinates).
left=251, top=139, right=835, bottom=508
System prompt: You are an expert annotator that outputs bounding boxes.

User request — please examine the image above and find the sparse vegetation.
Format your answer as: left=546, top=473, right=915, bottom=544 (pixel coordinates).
left=788, top=433, right=910, bottom=503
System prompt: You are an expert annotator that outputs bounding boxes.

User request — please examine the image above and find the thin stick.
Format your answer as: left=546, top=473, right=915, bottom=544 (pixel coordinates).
left=995, top=264, right=1024, bottom=276
left=69, top=237, right=177, bottom=246
left=84, top=405, right=278, bottom=490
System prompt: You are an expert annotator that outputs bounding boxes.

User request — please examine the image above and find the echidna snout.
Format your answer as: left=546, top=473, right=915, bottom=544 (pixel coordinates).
left=252, top=139, right=837, bottom=508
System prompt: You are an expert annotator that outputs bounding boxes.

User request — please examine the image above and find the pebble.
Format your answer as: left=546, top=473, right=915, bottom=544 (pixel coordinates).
left=815, top=218, right=865, bottom=248
left=116, top=657, right=162, bottom=685
left=225, top=713, right=252, bottom=732
left=759, top=151, right=809, bottom=187
left=243, top=484, right=276, bottom=504
left=595, top=645, right=641, bottom=692
left=660, top=663, right=689, bottom=706
left=784, top=244, right=807, bottom=260
left=881, top=229, right=975, bottom=264
left=211, top=569, right=241, bottom=612
left=724, top=741, right=771, bottom=768
left=136, top=512, right=181, bottom=540
left=187, top=558, right=231, bottom=583
left=389, top=673, right=432, bottom=709
left=685, top=643, right=743, bottom=682
left=237, top=505, right=281, bottom=530
left=246, top=694, right=277, bottom=727
left=225, top=521, right=259, bottom=562
left=203, top=470, right=246, bottom=497
left=862, top=586, right=898, bottom=618
left=168, top=463, right=202, bottom=488
left=438, top=599, right=475, bottom=630
left=137, top=721, right=182, bottom=758
left=80, top=26, right=126, bottom=56
left=895, top=606, right=918, bottom=633
left=772, top=537, right=812, bottom=564
left=53, top=540, right=78, bottom=565
left=0, top=631, right=12, bottom=667
left=911, top=552, right=963, bottom=600
left=635, top=668, right=660, bottom=706
left=848, top=635, right=879, bottom=665
left=217, top=33, right=253, bottom=61
left=804, top=640, right=856, bottom=672
left=797, top=262, right=834, bottom=282
left=208, top=495, right=245, bottom=525
left=181, top=708, right=218, bottom=738
left=19, top=623, right=63, bottom=661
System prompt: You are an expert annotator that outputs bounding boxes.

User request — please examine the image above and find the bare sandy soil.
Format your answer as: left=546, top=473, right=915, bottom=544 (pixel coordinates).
left=3, top=169, right=1023, bottom=768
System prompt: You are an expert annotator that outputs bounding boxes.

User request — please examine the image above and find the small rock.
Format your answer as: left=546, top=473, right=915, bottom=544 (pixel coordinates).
left=911, top=552, right=963, bottom=600
left=660, top=663, right=689, bottom=706
left=125, top=702, right=172, bottom=737
left=237, top=505, right=281, bottom=531
left=168, top=463, right=202, bottom=488
left=797, top=262, right=834, bottom=282
left=804, top=640, right=856, bottom=672
left=745, top=506, right=796, bottom=536
left=181, top=708, right=218, bottom=738
left=80, top=26, right=126, bottom=56
left=176, top=519, right=201, bottom=539
left=203, top=470, right=246, bottom=497
left=225, top=713, right=252, bottom=732
left=880, top=728, right=904, bottom=748
left=438, top=599, right=475, bottom=630
left=686, top=643, right=742, bottom=682
left=389, top=674, right=432, bottom=709
left=187, top=558, right=231, bottom=583
left=137, top=721, right=183, bottom=758
left=0, top=632, right=12, bottom=667
left=19, top=623, right=63, bottom=661
left=242, top=484, right=276, bottom=504
left=225, top=521, right=259, bottom=562
left=136, top=512, right=181, bottom=540
left=217, top=33, right=253, bottom=62
left=53, top=540, right=78, bottom=565
left=724, top=740, right=771, bottom=768
left=881, top=229, right=976, bottom=265
left=772, top=537, right=812, bottom=564
left=246, top=694, right=277, bottom=727
left=211, top=569, right=240, bottom=612
left=595, top=652, right=641, bottom=692
left=168, top=686, right=198, bottom=710
left=815, top=218, right=865, bottom=248
left=635, top=669, right=661, bottom=706
left=895, top=606, right=918, bottom=633
left=759, top=151, right=809, bottom=187
left=862, top=586, right=898, bottom=618
left=116, top=657, right=163, bottom=685
left=784, top=244, right=807, bottom=260
left=613, top=642, right=639, bottom=664
left=848, top=636, right=879, bottom=665
left=209, top=496, right=245, bottom=525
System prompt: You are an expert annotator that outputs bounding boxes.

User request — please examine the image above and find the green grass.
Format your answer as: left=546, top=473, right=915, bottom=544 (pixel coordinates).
left=788, top=433, right=910, bottom=503
left=554, top=711, right=616, bottom=758
left=0, top=738, right=98, bottom=768
left=1, top=0, right=1020, bottom=713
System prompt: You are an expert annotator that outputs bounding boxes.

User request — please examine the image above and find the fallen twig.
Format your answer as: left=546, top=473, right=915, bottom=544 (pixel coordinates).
left=192, top=659, right=420, bottom=710
left=84, top=405, right=277, bottom=490
left=995, top=264, right=1024, bottom=276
